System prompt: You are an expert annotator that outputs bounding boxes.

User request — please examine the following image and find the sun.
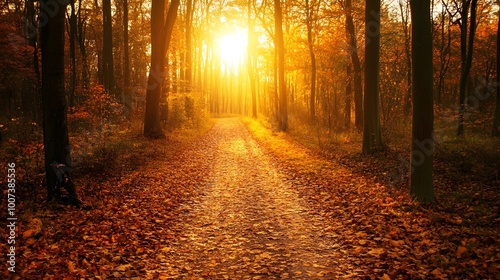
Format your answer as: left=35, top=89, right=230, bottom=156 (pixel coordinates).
left=218, top=29, right=248, bottom=71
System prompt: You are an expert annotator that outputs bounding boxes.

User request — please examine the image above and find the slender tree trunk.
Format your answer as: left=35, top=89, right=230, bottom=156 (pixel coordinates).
left=77, top=0, right=89, bottom=89
left=24, top=0, right=40, bottom=121
left=410, top=0, right=435, bottom=203
left=144, top=0, right=180, bottom=138
left=362, top=0, right=382, bottom=154
left=306, top=0, right=316, bottom=121
left=248, top=0, right=257, bottom=118
left=275, top=0, right=287, bottom=131
left=457, top=0, right=477, bottom=137
left=102, top=0, right=114, bottom=95
left=124, top=0, right=131, bottom=119
left=345, top=0, right=363, bottom=130
left=40, top=0, right=79, bottom=205
left=345, top=62, right=352, bottom=129
left=493, top=8, right=500, bottom=137
left=399, top=0, right=412, bottom=114
left=68, top=2, right=77, bottom=108
left=185, top=0, right=194, bottom=89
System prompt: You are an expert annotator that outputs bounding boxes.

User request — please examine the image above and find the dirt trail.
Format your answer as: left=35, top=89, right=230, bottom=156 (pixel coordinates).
left=153, top=118, right=339, bottom=279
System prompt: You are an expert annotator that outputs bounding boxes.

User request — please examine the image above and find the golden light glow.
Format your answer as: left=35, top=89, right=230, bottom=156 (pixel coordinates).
left=218, top=30, right=248, bottom=71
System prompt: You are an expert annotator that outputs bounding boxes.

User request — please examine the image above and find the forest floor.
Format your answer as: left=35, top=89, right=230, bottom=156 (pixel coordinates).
left=3, top=117, right=499, bottom=279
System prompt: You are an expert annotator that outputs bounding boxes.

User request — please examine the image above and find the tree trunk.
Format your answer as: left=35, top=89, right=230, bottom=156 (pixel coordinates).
left=68, top=2, right=77, bottom=108
left=345, top=62, right=352, bottom=129
left=102, top=0, right=114, bottom=95
left=185, top=0, right=194, bottom=89
left=457, top=0, right=477, bottom=137
left=248, top=0, right=258, bottom=118
left=409, top=0, right=435, bottom=203
left=40, top=0, right=79, bottom=205
left=144, top=0, right=180, bottom=138
left=362, top=0, right=382, bottom=154
left=275, top=0, right=287, bottom=131
left=124, top=0, right=131, bottom=119
left=399, top=0, right=412, bottom=114
left=345, top=0, right=363, bottom=130
left=77, top=0, right=89, bottom=89
left=493, top=8, right=500, bottom=137
left=306, top=0, right=316, bottom=121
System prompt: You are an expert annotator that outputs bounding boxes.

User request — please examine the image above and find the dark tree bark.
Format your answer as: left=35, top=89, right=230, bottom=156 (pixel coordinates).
left=493, top=9, right=500, bottom=137
left=457, top=0, right=478, bottom=137
left=344, top=0, right=363, bottom=130
left=362, top=0, right=383, bottom=154
left=275, top=0, right=287, bottom=131
left=306, top=0, right=316, bottom=120
left=102, top=0, right=115, bottom=94
left=409, top=0, right=435, bottom=203
left=144, top=0, right=180, bottom=138
left=40, top=0, right=79, bottom=204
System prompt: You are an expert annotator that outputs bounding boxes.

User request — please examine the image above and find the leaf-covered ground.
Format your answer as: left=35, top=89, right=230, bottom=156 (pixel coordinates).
left=3, top=117, right=499, bottom=279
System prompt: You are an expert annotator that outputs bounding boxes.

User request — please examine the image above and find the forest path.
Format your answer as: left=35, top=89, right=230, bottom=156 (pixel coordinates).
left=153, top=118, right=338, bottom=278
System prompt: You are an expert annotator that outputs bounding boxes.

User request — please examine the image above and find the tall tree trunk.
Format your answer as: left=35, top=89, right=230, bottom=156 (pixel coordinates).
left=345, top=62, right=352, bottom=129
left=24, top=0, right=40, bottom=121
left=362, top=0, right=383, bottom=154
left=68, top=2, right=77, bottom=108
left=410, top=0, right=435, bottom=203
left=185, top=0, right=194, bottom=89
left=77, top=0, right=89, bottom=89
left=275, top=0, right=287, bottom=131
left=344, top=0, right=363, bottom=130
left=248, top=0, right=258, bottom=118
left=306, top=0, right=316, bottom=121
left=102, top=0, right=114, bottom=95
left=40, top=0, right=79, bottom=205
left=399, top=0, right=412, bottom=114
left=493, top=8, right=500, bottom=137
left=457, top=0, right=477, bottom=137
left=124, top=0, right=131, bottom=119
left=144, top=0, right=180, bottom=138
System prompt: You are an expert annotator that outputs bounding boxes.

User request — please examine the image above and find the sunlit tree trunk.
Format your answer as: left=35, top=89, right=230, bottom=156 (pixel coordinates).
left=123, top=0, right=131, bottom=119
left=306, top=0, right=316, bottom=121
left=102, top=0, right=115, bottom=95
left=40, top=0, right=79, bottom=204
left=185, top=0, right=194, bottom=89
left=410, top=0, right=435, bottom=203
left=457, top=0, right=477, bottom=137
left=248, top=0, right=257, bottom=118
left=275, top=0, right=287, bottom=131
left=399, top=0, right=411, bottom=114
left=344, top=0, right=363, bottom=130
left=493, top=8, right=500, bottom=137
left=144, top=0, right=180, bottom=138
left=362, top=0, right=382, bottom=154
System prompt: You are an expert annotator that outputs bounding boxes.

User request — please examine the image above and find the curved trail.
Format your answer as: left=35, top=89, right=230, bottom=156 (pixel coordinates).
left=154, top=118, right=338, bottom=279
